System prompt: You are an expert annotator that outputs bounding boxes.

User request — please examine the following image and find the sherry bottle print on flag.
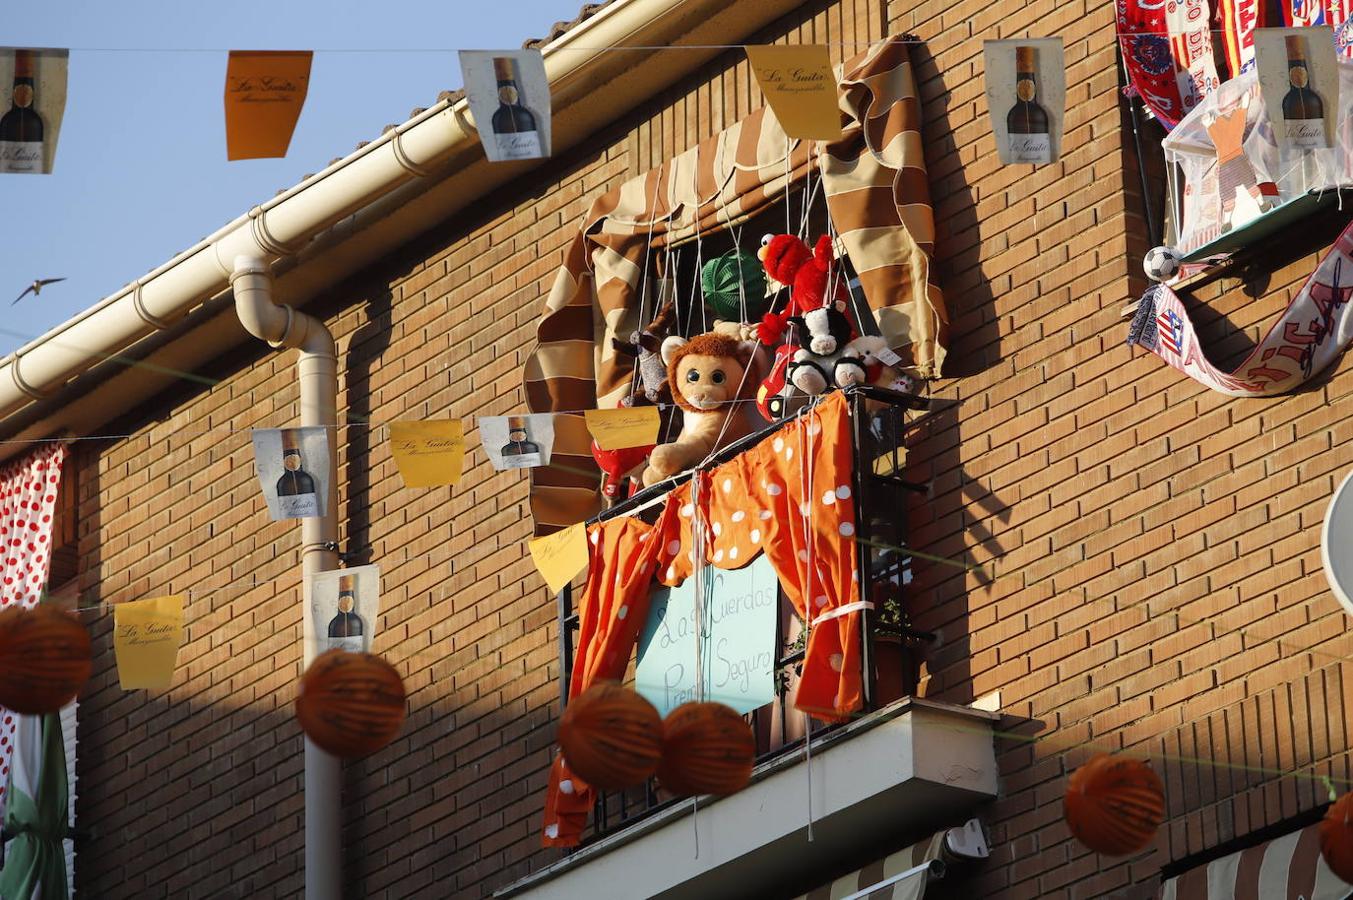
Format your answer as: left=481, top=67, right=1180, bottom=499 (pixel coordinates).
left=984, top=39, right=1066, bottom=165
left=1255, top=27, right=1339, bottom=155
left=0, top=48, right=67, bottom=175
left=251, top=427, right=331, bottom=520
left=304, top=566, right=380, bottom=666
left=459, top=50, right=551, bottom=163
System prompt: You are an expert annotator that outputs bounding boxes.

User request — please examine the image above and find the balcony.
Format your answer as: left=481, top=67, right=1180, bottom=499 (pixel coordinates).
left=501, top=387, right=1000, bottom=899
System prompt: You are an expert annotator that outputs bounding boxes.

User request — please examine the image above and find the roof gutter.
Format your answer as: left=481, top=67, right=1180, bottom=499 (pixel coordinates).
left=0, top=0, right=810, bottom=448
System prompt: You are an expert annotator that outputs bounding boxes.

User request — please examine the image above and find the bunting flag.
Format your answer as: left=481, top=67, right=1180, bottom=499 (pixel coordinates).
left=0, top=48, right=68, bottom=175
left=303, top=565, right=380, bottom=666
left=1127, top=217, right=1353, bottom=396
left=480, top=414, right=555, bottom=470
left=582, top=406, right=659, bottom=451
left=745, top=45, right=843, bottom=141
left=459, top=49, right=551, bottom=162
left=113, top=596, right=184, bottom=690
left=223, top=51, right=313, bottom=160
left=251, top=427, right=330, bottom=520
left=1117, top=0, right=1219, bottom=126
left=389, top=420, right=465, bottom=488
left=983, top=39, right=1066, bottom=165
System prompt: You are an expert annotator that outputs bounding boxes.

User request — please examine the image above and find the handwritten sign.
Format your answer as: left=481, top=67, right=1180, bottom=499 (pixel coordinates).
left=583, top=406, right=660, bottom=450
left=114, top=595, right=184, bottom=690
left=224, top=50, right=313, bottom=160
left=635, top=554, right=779, bottom=717
left=529, top=522, right=589, bottom=594
left=746, top=45, right=842, bottom=141
left=390, top=420, right=465, bottom=487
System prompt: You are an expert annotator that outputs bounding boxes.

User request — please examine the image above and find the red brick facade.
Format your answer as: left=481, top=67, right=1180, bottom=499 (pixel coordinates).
left=61, top=0, right=1353, bottom=897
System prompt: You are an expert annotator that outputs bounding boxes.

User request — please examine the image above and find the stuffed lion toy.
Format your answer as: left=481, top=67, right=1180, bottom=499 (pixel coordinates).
left=641, top=332, right=759, bottom=487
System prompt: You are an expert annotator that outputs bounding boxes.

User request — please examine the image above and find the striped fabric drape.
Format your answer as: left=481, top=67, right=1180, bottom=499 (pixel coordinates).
left=1159, top=823, right=1353, bottom=900
left=523, top=34, right=946, bottom=533
left=795, top=828, right=946, bottom=900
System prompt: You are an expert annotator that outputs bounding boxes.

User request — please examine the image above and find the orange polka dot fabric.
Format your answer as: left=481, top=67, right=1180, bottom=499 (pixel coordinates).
left=704, top=392, right=863, bottom=720
left=541, top=392, right=865, bottom=847
left=543, top=504, right=683, bottom=848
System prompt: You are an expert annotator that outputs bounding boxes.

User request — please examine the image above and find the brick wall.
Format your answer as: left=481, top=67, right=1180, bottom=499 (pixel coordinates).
left=66, top=0, right=1353, bottom=897
left=896, top=0, right=1353, bottom=896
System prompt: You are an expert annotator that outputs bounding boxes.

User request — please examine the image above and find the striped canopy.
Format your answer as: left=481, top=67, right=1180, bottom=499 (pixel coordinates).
left=794, top=827, right=947, bottom=900
left=1159, top=823, right=1353, bottom=900
left=523, top=34, right=947, bottom=533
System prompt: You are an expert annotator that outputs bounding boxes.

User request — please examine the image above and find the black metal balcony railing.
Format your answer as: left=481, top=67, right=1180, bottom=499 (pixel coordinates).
left=555, top=385, right=940, bottom=843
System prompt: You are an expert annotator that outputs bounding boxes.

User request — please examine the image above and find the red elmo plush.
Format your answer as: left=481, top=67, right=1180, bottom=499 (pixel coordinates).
left=756, top=234, right=849, bottom=345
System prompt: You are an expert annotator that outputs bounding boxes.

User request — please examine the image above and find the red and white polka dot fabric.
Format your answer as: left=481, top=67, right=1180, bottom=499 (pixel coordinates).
left=0, top=443, right=66, bottom=814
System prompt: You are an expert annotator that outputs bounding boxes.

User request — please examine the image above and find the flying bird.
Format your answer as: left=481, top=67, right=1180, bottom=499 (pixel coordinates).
left=12, top=277, right=66, bottom=305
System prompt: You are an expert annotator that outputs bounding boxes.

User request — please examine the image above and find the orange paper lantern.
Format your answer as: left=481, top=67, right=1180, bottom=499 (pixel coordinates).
left=656, top=701, right=756, bottom=797
left=557, top=683, right=662, bottom=791
left=1321, top=793, right=1353, bottom=883
left=0, top=605, right=91, bottom=714
left=295, top=649, right=407, bottom=759
left=1064, top=753, right=1164, bottom=856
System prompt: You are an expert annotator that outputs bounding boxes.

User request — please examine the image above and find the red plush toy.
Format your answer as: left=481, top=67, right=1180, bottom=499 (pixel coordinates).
left=756, top=234, right=850, bottom=345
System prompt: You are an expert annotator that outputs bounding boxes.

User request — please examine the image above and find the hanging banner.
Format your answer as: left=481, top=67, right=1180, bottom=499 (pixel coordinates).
left=745, top=45, right=842, bottom=141
left=304, top=565, right=380, bottom=666
left=389, top=420, right=465, bottom=488
left=583, top=406, right=660, bottom=451
left=113, top=595, right=184, bottom=690
left=983, top=39, right=1066, bottom=165
left=459, top=49, right=551, bottom=162
left=252, top=426, right=330, bottom=519
left=528, top=522, right=588, bottom=594
left=1255, top=27, right=1338, bottom=151
left=224, top=50, right=313, bottom=160
left=0, top=47, right=68, bottom=175
left=480, top=413, right=554, bottom=470
left=636, top=554, right=779, bottom=718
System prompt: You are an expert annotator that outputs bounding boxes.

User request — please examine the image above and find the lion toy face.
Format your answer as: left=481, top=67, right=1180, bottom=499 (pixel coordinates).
left=661, top=332, right=754, bottom=413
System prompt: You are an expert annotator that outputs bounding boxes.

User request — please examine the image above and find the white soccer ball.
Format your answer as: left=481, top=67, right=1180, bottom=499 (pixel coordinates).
left=1143, top=246, right=1182, bottom=283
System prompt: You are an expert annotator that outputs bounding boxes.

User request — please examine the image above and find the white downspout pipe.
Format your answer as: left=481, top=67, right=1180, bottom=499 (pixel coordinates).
left=230, top=256, right=341, bottom=900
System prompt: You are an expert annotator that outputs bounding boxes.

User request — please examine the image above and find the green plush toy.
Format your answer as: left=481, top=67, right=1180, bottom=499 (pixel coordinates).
left=701, top=250, right=769, bottom=322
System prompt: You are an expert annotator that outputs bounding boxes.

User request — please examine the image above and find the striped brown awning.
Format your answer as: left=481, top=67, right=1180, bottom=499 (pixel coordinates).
left=1159, top=824, right=1353, bottom=900
left=795, top=829, right=947, bottom=900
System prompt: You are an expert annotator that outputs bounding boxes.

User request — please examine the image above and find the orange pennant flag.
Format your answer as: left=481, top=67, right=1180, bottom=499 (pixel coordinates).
left=224, top=51, right=313, bottom=160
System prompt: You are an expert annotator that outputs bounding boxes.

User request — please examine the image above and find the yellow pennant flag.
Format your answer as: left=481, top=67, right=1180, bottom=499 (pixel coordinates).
left=389, top=420, right=465, bottom=488
left=114, top=595, right=184, bottom=690
left=529, top=522, right=589, bottom=594
left=745, top=45, right=842, bottom=141
left=583, top=406, right=660, bottom=450
left=224, top=50, right=313, bottom=160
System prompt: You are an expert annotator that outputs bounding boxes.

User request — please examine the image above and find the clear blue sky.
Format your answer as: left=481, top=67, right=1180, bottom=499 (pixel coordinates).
left=1, top=0, right=582, bottom=356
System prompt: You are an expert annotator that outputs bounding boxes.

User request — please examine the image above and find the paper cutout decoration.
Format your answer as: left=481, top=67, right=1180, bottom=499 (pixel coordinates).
left=636, top=554, right=779, bottom=717
left=1255, top=28, right=1339, bottom=153
left=252, top=427, right=330, bottom=519
left=303, top=565, right=380, bottom=666
left=984, top=39, right=1067, bottom=165
left=528, top=522, right=587, bottom=594
left=113, top=595, right=184, bottom=690
left=224, top=50, right=313, bottom=160
left=0, top=48, right=68, bottom=174
left=459, top=49, right=551, bottom=162
left=745, top=45, right=842, bottom=141
left=583, top=406, right=660, bottom=451
left=480, top=414, right=554, bottom=470
left=389, top=420, right=465, bottom=488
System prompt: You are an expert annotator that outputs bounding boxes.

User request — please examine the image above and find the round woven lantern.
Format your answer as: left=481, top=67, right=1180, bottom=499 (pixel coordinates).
left=1064, top=753, right=1165, bottom=856
left=701, top=251, right=769, bottom=322
left=558, top=683, right=662, bottom=791
left=295, top=649, right=407, bottom=759
left=656, top=701, right=756, bottom=797
left=0, top=605, right=92, bottom=714
left=1321, top=792, right=1353, bottom=883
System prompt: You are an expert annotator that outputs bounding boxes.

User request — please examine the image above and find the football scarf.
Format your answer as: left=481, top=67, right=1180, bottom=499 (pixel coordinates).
left=1127, top=219, right=1353, bottom=396
left=1220, top=0, right=1264, bottom=74
left=1283, top=0, right=1353, bottom=57
left=1118, top=0, right=1219, bottom=126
